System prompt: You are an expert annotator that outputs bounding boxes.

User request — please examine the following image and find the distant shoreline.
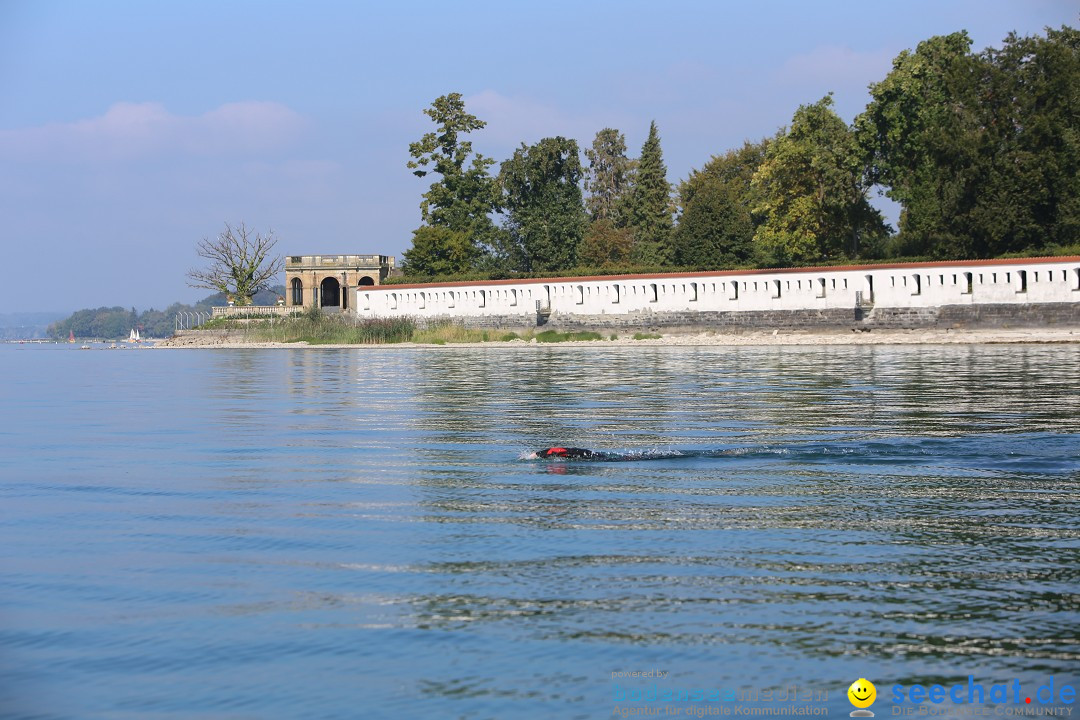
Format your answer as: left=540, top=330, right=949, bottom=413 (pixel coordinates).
left=153, top=327, right=1080, bottom=349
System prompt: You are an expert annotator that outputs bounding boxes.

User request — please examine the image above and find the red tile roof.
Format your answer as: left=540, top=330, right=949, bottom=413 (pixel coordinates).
left=371, top=256, right=1080, bottom=292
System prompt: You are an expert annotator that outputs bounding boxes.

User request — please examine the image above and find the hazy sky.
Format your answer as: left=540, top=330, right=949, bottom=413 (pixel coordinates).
left=2, top=0, right=1076, bottom=313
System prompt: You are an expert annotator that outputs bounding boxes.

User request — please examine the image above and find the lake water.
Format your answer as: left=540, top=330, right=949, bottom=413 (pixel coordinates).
left=1, top=342, right=1078, bottom=719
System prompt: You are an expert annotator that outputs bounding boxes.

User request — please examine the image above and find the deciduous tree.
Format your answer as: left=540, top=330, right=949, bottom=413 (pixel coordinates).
left=858, top=27, right=1080, bottom=258
left=673, top=140, right=770, bottom=268
left=186, top=222, right=283, bottom=305
left=855, top=32, right=984, bottom=257
left=967, top=26, right=1080, bottom=254
left=498, top=137, right=588, bottom=273
left=753, top=95, right=886, bottom=265
left=673, top=179, right=754, bottom=268
left=578, top=219, right=634, bottom=267
left=405, top=93, right=499, bottom=275
left=401, top=226, right=477, bottom=278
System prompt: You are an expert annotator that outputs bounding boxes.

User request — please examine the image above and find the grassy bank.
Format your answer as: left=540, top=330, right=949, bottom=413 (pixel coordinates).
left=205, top=310, right=416, bottom=344
left=196, top=312, right=629, bottom=345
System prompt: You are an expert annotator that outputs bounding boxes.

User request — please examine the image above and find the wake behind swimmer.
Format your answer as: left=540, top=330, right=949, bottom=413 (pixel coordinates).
left=525, top=447, right=724, bottom=462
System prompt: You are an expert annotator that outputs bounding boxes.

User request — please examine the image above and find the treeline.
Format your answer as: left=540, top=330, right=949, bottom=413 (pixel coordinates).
left=400, top=25, right=1079, bottom=281
left=0, top=312, right=67, bottom=340
left=48, top=286, right=285, bottom=340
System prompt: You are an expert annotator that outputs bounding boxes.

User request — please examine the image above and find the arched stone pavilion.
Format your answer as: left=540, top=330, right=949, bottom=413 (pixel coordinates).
left=285, top=254, right=396, bottom=311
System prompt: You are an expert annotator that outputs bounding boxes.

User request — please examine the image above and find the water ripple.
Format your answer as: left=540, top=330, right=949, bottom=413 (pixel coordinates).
left=1, top=344, right=1078, bottom=718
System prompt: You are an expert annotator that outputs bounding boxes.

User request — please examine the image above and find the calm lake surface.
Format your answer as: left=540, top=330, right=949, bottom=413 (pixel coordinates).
left=1, top=342, right=1078, bottom=719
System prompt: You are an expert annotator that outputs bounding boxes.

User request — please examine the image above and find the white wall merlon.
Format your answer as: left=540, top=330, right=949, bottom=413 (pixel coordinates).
left=353, top=257, right=1080, bottom=320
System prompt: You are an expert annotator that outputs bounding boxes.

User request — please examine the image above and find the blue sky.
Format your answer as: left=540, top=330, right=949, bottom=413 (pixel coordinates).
left=1, top=0, right=1076, bottom=313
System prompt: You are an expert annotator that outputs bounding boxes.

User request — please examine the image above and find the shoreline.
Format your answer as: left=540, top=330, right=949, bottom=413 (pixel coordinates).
left=154, top=327, right=1080, bottom=349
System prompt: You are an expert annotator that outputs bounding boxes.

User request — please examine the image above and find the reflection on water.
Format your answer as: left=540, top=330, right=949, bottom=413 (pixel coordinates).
left=0, top=344, right=1078, bottom=719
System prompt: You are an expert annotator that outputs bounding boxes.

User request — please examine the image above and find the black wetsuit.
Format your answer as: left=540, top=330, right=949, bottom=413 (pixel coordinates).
left=535, top=447, right=602, bottom=459
left=532, top=446, right=740, bottom=462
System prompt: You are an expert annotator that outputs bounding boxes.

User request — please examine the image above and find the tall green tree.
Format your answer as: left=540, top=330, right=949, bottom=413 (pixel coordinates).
left=470, top=224, right=526, bottom=276
left=402, top=226, right=477, bottom=278
left=753, top=95, right=887, bottom=265
left=404, top=93, right=499, bottom=275
left=858, top=27, right=1080, bottom=258
left=498, top=137, right=588, bottom=273
left=969, top=26, right=1080, bottom=254
left=673, top=140, right=770, bottom=268
left=625, top=121, right=674, bottom=265
left=584, top=128, right=634, bottom=225
left=578, top=219, right=634, bottom=267
left=855, top=33, right=986, bottom=257
left=673, top=179, right=754, bottom=268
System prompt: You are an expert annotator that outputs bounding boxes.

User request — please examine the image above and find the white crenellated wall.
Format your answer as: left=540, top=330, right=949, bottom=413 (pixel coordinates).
left=354, top=257, right=1080, bottom=325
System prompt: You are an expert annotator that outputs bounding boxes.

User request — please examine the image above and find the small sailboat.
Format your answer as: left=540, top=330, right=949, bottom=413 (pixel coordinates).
left=68, top=330, right=76, bottom=343
left=128, top=328, right=141, bottom=343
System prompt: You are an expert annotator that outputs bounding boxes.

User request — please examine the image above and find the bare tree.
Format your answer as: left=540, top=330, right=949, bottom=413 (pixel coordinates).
left=186, top=222, right=284, bottom=305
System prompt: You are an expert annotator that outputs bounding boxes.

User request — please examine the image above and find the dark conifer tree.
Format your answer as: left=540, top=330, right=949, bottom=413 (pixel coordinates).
left=626, top=121, right=674, bottom=265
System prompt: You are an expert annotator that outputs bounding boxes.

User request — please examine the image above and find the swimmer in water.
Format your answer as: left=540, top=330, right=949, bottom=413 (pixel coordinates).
left=526, top=446, right=736, bottom=462
left=530, top=447, right=605, bottom=460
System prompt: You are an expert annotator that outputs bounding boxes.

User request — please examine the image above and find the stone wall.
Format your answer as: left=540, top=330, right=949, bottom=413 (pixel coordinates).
left=934, top=302, right=1080, bottom=328
left=358, top=257, right=1080, bottom=333
left=412, top=301, right=1080, bottom=334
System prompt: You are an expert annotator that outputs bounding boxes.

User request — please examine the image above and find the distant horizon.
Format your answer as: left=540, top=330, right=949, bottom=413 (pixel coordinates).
left=2, top=0, right=1076, bottom=314
left=15, top=284, right=291, bottom=318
